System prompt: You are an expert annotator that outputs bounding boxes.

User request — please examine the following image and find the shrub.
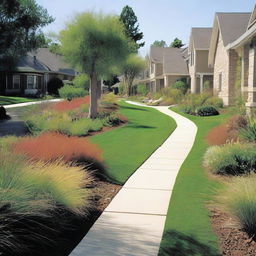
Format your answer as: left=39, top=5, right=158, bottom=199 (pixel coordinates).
left=205, top=96, right=223, bottom=108
left=137, top=84, right=148, bottom=96
left=13, top=132, right=103, bottom=165
left=103, top=112, right=127, bottom=126
left=217, top=174, right=256, bottom=236
left=101, top=93, right=118, bottom=105
left=206, top=123, right=229, bottom=146
left=52, top=96, right=90, bottom=112
left=240, top=118, right=256, bottom=143
left=58, top=84, right=88, bottom=100
left=69, top=119, right=103, bottom=136
left=73, top=73, right=89, bottom=90
left=172, top=80, right=188, bottom=94
left=118, top=82, right=125, bottom=95
left=204, top=143, right=256, bottom=175
left=227, top=115, right=248, bottom=141
left=197, top=106, right=219, bottom=116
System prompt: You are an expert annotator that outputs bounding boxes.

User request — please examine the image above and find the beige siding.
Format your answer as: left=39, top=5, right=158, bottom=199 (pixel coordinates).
left=166, top=75, right=188, bottom=87
left=196, top=50, right=213, bottom=73
left=155, top=63, right=163, bottom=76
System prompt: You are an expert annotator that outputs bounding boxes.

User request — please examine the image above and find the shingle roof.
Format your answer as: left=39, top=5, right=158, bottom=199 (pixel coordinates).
left=216, top=13, right=251, bottom=46
left=29, top=48, right=76, bottom=76
left=190, top=28, right=212, bottom=49
left=163, top=48, right=188, bottom=75
left=16, top=55, right=51, bottom=72
left=150, top=46, right=165, bottom=63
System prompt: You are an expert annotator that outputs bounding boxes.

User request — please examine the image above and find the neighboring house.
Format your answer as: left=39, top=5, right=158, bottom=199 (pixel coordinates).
left=208, top=12, right=251, bottom=105
left=188, top=27, right=213, bottom=94
left=226, top=6, right=256, bottom=113
left=0, top=48, right=76, bottom=96
left=141, top=46, right=189, bottom=92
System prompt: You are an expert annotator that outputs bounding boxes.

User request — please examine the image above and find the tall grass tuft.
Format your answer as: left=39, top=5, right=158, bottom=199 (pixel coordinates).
left=240, top=118, right=256, bottom=143
left=217, top=174, right=256, bottom=236
left=204, top=143, right=256, bottom=175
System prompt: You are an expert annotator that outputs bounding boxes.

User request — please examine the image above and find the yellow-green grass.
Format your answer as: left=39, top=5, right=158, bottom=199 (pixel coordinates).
left=91, top=101, right=177, bottom=184
left=158, top=108, right=233, bottom=256
left=0, top=96, right=40, bottom=105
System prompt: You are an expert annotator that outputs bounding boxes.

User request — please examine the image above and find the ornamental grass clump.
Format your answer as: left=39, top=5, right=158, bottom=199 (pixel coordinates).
left=204, top=143, right=256, bottom=175
left=217, top=174, right=256, bottom=237
left=13, top=132, right=104, bottom=168
left=240, top=118, right=256, bottom=143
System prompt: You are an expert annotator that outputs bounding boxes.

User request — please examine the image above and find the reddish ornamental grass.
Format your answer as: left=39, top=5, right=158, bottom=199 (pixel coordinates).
left=52, top=96, right=90, bottom=112
left=206, top=123, right=229, bottom=146
left=13, top=132, right=103, bottom=164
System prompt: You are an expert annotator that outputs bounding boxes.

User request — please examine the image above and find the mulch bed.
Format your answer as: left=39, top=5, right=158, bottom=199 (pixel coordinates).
left=210, top=208, right=256, bottom=256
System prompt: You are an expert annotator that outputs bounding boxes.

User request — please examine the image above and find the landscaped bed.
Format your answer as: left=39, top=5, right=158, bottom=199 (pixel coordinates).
left=0, top=96, right=41, bottom=105
left=0, top=99, right=176, bottom=255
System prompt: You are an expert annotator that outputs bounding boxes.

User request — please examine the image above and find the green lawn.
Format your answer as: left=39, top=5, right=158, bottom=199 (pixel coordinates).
left=159, top=109, right=233, bottom=256
left=0, top=96, right=40, bottom=106
left=91, top=101, right=177, bottom=184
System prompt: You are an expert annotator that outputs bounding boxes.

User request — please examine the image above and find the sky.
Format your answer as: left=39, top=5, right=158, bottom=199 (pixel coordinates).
left=37, top=0, right=256, bottom=56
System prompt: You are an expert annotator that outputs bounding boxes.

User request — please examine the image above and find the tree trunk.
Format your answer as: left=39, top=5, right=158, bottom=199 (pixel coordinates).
left=97, top=80, right=102, bottom=99
left=89, top=71, right=98, bottom=119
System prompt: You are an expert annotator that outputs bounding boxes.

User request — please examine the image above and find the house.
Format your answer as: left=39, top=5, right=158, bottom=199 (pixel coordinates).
left=141, top=46, right=189, bottom=92
left=188, top=27, right=213, bottom=94
left=225, top=6, right=256, bottom=114
left=0, top=48, right=76, bottom=97
left=208, top=12, right=251, bottom=106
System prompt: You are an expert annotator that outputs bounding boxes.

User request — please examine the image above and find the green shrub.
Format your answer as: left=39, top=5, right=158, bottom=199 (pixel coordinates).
left=73, top=73, right=89, bottom=90
left=137, top=84, right=148, bottom=96
left=240, top=118, right=256, bottom=142
left=103, top=112, right=124, bottom=126
left=58, top=84, right=88, bottom=100
left=204, top=143, right=256, bottom=175
left=204, top=96, right=223, bottom=108
left=172, top=80, right=188, bottom=94
left=118, top=82, right=125, bottom=95
left=217, top=174, right=256, bottom=236
left=197, top=106, right=219, bottom=116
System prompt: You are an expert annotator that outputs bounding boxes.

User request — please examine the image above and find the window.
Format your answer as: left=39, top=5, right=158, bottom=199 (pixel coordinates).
left=13, top=75, right=20, bottom=89
left=218, top=73, right=222, bottom=91
left=27, top=76, right=37, bottom=89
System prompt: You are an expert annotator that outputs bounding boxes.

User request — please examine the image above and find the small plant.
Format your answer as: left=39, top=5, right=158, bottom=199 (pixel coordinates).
left=197, top=106, right=219, bottom=116
left=73, top=73, right=89, bottom=90
left=204, top=143, right=256, bottom=175
left=205, top=96, right=223, bottom=108
left=217, top=174, right=256, bottom=236
left=101, top=93, right=118, bottom=106
left=137, top=84, right=149, bottom=96
left=240, top=118, right=256, bottom=143
left=58, top=84, right=88, bottom=100
left=172, top=80, right=188, bottom=94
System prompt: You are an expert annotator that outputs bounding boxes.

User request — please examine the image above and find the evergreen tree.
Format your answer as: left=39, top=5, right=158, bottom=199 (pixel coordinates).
left=170, top=38, right=185, bottom=48
left=151, top=40, right=167, bottom=47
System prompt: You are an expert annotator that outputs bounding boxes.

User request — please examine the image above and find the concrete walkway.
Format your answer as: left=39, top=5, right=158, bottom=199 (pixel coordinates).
left=70, top=101, right=198, bottom=256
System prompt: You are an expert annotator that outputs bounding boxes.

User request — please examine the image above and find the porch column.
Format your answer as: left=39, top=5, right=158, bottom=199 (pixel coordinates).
left=199, top=74, right=204, bottom=93
left=164, top=76, right=168, bottom=87
left=246, top=38, right=256, bottom=115
left=191, top=75, right=196, bottom=94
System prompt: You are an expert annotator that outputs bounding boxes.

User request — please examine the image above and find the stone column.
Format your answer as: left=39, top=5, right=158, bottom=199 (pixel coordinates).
left=246, top=38, right=256, bottom=115
left=199, top=74, right=204, bottom=93
left=164, top=76, right=168, bottom=87
left=191, top=75, right=196, bottom=94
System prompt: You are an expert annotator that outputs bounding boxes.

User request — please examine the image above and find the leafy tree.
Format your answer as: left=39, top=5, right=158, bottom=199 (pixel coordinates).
left=60, top=12, right=130, bottom=118
left=0, top=0, right=54, bottom=63
left=120, top=5, right=144, bottom=52
left=123, top=54, right=146, bottom=96
left=170, top=37, right=185, bottom=48
left=151, top=40, right=167, bottom=47
left=73, top=73, right=89, bottom=91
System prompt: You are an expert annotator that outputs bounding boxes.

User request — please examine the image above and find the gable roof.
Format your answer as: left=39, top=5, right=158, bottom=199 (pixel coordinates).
left=189, top=28, right=212, bottom=50
left=29, top=48, right=76, bottom=76
left=150, top=46, right=165, bottom=63
left=163, top=48, right=188, bottom=75
left=248, top=5, right=256, bottom=30
left=216, top=13, right=251, bottom=46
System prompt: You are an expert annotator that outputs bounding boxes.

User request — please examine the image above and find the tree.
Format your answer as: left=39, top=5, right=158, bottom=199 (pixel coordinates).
left=120, top=5, right=145, bottom=52
left=103, top=75, right=120, bottom=91
left=170, top=38, right=185, bottom=48
left=0, top=0, right=54, bottom=63
left=123, top=54, right=146, bottom=96
left=60, top=12, right=130, bottom=118
left=151, top=40, right=167, bottom=47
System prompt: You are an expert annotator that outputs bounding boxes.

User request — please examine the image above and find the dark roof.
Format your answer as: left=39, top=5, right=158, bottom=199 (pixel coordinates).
left=163, top=48, right=188, bottom=75
left=190, top=28, right=212, bottom=49
left=29, top=48, right=76, bottom=76
left=150, top=46, right=166, bottom=62
left=216, top=13, right=251, bottom=46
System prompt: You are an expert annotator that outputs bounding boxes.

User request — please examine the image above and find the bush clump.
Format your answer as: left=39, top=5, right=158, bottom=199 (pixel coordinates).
left=58, top=84, right=88, bottom=100
left=203, top=143, right=256, bottom=175
left=172, top=80, right=189, bottom=94
left=240, top=118, right=256, bottom=143
left=197, top=106, right=219, bottom=116
left=0, top=106, right=9, bottom=120
left=137, top=84, right=149, bottom=96
left=217, top=174, right=256, bottom=236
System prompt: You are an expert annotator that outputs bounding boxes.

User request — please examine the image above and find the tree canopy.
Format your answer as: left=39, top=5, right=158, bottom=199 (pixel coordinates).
left=151, top=40, right=167, bottom=47
left=60, top=12, right=130, bottom=118
left=170, top=38, right=184, bottom=48
left=120, top=5, right=144, bottom=52
left=0, top=0, right=54, bottom=62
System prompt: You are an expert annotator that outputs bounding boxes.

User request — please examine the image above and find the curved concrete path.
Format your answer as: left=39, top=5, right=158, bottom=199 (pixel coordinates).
left=70, top=101, right=198, bottom=256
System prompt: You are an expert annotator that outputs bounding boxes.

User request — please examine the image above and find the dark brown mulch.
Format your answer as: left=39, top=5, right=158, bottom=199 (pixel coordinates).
left=210, top=208, right=256, bottom=256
